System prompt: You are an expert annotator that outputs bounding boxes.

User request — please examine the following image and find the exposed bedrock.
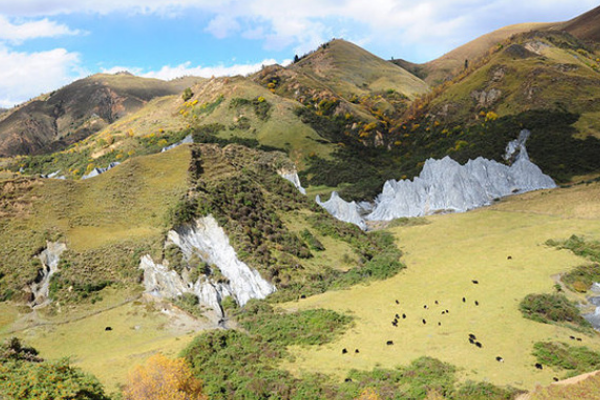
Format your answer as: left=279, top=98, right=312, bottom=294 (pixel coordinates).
left=27, top=242, right=67, bottom=308
left=140, top=215, right=275, bottom=320
left=317, top=131, right=556, bottom=226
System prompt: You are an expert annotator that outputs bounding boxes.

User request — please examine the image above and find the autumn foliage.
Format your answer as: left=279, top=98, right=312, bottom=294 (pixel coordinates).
left=122, top=353, right=208, bottom=400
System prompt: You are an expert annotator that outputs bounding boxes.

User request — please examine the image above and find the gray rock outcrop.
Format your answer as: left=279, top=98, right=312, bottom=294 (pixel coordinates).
left=27, top=242, right=67, bottom=308
left=81, top=162, right=120, bottom=180
left=161, top=134, right=193, bottom=152
left=278, top=169, right=307, bottom=195
left=316, top=191, right=366, bottom=230
left=140, top=215, right=275, bottom=320
left=317, top=132, right=556, bottom=225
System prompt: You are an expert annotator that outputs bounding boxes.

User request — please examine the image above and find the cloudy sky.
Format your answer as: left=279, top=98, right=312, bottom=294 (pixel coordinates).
left=0, top=1, right=597, bottom=108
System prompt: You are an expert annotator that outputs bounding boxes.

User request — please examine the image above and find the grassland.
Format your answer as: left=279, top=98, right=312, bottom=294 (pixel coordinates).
left=280, top=183, right=600, bottom=391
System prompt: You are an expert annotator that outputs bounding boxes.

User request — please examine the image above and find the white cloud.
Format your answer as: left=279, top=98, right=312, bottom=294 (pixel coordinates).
left=0, top=15, right=81, bottom=44
left=102, top=58, right=291, bottom=81
left=0, top=45, right=83, bottom=108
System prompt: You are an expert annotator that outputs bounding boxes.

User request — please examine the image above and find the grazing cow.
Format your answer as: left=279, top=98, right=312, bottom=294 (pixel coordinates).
left=395, top=314, right=400, bottom=319
left=355, top=349, right=360, bottom=354
left=105, top=327, right=112, bottom=331
left=422, top=319, right=427, bottom=325
left=424, top=305, right=428, bottom=309
left=569, top=335, right=575, bottom=340
left=535, top=363, right=543, bottom=370
left=445, top=309, right=449, bottom=313
left=395, top=299, right=399, bottom=304
left=469, top=338, right=475, bottom=344
left=577, top=337, right=583, bottom=342
left=300, top=294, right=306, bottom=299
left=441, top=311, right=446, bottom=315
left=345, top=378, right=353, bottom=383
left=392, top=321, right=398, bottom=327
left=472, top=280, right=479, bottom=284
left=496, top=356, right=504, bottom=362
left=438, top=322, right=441, bottom=326
left=469, top=333, right=476, bottom=340
left=475, top=342, right=482, bottom=348
left=462, top=297, right=466, bottom=303
left=474, top=300, right=479, bottom=306
left=342, top=348, right=348, bottom=354
left=386, top=340, right=394, bottom=345
left=553, top=377, right=559, bottom=382
left=507, top=256, right=512, bottom=260
left=402, top=313, right=406, bottom=319
left=435, top=300, right=439, bottom=305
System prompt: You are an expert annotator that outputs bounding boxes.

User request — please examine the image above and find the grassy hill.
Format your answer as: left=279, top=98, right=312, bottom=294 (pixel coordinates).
left=402, top=22, right=554, bottom=85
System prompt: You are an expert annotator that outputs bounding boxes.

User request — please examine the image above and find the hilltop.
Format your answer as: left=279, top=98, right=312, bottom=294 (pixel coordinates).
left=0, top=73, right=202, bottom=157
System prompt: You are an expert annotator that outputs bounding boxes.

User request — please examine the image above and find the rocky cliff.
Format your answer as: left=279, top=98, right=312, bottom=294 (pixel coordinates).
left=27, top=242, right=67, bottom=308
left=318, top=131, right=556, bottom=226
left=140, top=215, right=275, bottom=321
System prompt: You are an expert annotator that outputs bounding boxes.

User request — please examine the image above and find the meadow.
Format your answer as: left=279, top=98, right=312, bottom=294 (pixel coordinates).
left=280, top=183, right=600, bottom=391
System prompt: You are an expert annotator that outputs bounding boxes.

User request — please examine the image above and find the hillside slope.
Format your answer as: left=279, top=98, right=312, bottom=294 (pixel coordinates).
left=0, top=73, right=201, bottom=157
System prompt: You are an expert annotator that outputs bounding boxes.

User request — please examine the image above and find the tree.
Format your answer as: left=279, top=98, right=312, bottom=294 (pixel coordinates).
left=122, top=353, right=207, bottom=400
left=182, top=87, right=194, bottom=102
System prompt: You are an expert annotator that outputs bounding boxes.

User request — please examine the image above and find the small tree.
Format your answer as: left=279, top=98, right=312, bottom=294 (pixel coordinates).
left=122, top=353, right=207, bottom=400
left=182, top=87, right=194, bottom=102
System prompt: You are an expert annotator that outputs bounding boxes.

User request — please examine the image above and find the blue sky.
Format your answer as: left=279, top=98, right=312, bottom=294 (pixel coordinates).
left=0, top=1, right=597, bottom=108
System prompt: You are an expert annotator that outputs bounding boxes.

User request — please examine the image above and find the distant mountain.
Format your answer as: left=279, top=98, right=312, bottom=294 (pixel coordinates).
left=0, top=73, right=201, bottom=157
left=553, top=5, right=600, bottom=42
left=407, top=22, right=554, bottom=85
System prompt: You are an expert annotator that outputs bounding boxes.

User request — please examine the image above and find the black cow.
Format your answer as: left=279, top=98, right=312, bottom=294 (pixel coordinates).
left=535, top=363, right=543, bottom=370
left=342, top=348, right=348, bottom=354
left=105, top=327, right=112, bottom=331
left=386, top=340, right=394, bottom=345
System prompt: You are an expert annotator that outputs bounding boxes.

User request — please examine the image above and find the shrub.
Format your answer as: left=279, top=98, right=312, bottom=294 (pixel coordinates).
left=182, top=87, right=194, bottom=102
left=519, top=293, right=589, bottom=327
left=533, top=342, right=600, bottom=376
left=0, top=338, right=109, bottom=400
left=561, top=264, right=600, bottom=293
left=122, top=353, right=207, bottom=400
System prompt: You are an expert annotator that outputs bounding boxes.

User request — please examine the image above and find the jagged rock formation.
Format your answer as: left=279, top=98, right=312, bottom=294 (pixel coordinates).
left=140, top=215, right=275, bottom=320
left=316, top=191, right=366, bottom=230
left=161, top=134, right=193, bottom=152
left=40, top=171, right=66, bottom=180
left=317, top=132, right=556, bottom=226
left=278, top=169, right=306, bottom=195
left=26, top=242, right=67, bottom=308
left=81, top=162, right=120, bottom=180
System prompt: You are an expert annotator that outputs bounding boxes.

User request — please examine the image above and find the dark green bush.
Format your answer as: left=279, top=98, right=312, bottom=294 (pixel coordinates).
left=533, top=341, right=600, bottom=376
left=519, top=293, right=589, bottom=327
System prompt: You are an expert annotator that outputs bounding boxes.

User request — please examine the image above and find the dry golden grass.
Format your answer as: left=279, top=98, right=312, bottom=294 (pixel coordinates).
left=280, top=185, right=600, bottom=391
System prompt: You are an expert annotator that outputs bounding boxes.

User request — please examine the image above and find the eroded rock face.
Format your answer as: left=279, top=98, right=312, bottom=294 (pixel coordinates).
left=161, top=134, right=193, bottom=153
left=278, top=169, right=307, bottom=195
left=81, top=162, right=120, bottom=180
left=27, top=242, right=67, bottom=308
left=317, top=133, right=556, bottom=225
left=316, top=191, right=366, bottom=230
left=140, top=215, right=275, bottom=320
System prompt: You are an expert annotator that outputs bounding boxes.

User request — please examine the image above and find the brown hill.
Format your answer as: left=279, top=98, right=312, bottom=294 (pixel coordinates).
left=553, top=5, right=600, bottom=43
left=398, top=22, right=553, bottom=85
left=0, top=73, right=201, bottom=157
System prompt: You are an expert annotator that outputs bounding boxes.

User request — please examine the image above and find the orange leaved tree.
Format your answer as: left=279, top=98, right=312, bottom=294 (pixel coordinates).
left=122, top=353, right=208, bottom=400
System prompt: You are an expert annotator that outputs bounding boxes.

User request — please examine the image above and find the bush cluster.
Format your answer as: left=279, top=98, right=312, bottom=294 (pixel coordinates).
left=519, top=293, right=589, bottom=328
left=533, top=341, right=600, bottom=376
